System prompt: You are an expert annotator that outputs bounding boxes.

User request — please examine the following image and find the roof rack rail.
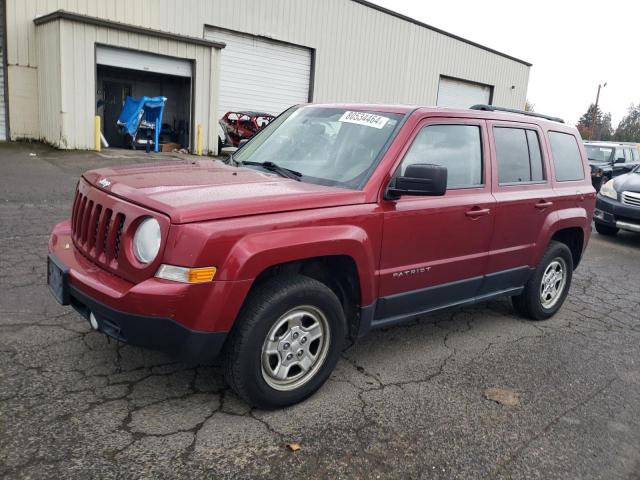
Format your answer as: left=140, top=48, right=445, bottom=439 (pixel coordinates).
left=470, top=104, right=565, bottom=124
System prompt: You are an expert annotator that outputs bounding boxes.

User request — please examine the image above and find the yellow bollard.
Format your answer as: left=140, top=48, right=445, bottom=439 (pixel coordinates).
left=196, top=124, right=203, bottom=156
left=95, top=115, right=101, bottom=152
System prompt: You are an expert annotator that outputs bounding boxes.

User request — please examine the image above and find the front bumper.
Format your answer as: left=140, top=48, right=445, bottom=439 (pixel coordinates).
left=47, top=220, right=251, bottom=362
left=594, top=195, right=640, bottom=232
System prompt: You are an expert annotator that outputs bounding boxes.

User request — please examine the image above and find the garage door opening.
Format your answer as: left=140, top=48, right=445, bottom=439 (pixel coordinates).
left=96, top=46, right=193, bottom=151
left=97, top=66, right=191, bottom=150
left=437, top=76, right=493, bottom=109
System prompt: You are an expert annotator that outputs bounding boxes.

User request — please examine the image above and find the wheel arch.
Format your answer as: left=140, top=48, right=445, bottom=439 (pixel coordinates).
left=534, top=209, right=589, bottom=270
left=550, top=227, right=584, bottom=269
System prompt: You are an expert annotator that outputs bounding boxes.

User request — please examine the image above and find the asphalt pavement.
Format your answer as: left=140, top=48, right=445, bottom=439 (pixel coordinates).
left=1, top=142, right=639, bottom=479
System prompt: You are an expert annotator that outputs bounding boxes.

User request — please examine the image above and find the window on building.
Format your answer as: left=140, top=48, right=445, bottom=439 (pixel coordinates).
left=494, top=127, right=545, bottom=183
left=548, top=132, right=585, bottom=181
left=399, top=124, right=483, bottom=188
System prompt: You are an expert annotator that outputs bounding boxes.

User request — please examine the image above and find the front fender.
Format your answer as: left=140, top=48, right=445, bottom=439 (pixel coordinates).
left=217, top=225, right=378, bottom=305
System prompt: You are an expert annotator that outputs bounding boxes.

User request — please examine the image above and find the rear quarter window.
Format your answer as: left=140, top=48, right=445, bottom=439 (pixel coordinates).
left=548, top=132, right=584, bottom=182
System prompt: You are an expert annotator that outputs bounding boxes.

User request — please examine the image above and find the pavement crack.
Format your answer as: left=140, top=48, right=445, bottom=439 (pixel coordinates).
left=486, top=376, right=618, bottom=479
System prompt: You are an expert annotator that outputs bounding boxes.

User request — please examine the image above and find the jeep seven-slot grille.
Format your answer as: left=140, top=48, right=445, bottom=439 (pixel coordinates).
left=71, top=191, right=126, bottom=262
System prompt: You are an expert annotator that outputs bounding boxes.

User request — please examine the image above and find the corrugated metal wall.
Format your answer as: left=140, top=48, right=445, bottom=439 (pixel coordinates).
left=35, top=18, right=219, bottom=150
left=35, top=19, right=60, bottom=145
left=0, top=0, right=6, bottom=140
left=8, top=0, right=530, bottom=146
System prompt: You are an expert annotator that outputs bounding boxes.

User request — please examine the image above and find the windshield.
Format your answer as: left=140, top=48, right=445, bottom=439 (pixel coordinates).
left=585, top=145, right=614, bottom=163
left=234, top=106, right=404, bottom=189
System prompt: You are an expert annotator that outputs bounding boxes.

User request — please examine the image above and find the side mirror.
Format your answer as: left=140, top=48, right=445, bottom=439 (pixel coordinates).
left=386, top=164, right=447, bottom=199
left=220, top=146, right=238, bottom=156
left=238, top=138, right=250, bottom=148
left=615, top=157, right=625, bottom=164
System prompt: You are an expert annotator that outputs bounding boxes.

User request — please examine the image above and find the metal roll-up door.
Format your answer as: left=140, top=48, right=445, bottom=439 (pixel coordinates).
left=437, top=77, right=492, bottom=108
left=96, top=46, right=192, bottom=78
left=204, top=27, right=311, bottom=119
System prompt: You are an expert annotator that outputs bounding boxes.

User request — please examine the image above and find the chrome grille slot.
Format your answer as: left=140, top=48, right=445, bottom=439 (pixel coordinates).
left=622, top=191, right=640, bottom=208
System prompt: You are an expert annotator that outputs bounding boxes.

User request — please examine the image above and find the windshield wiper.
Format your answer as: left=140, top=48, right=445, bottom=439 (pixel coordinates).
left=240, top=161, right=302, bottom=181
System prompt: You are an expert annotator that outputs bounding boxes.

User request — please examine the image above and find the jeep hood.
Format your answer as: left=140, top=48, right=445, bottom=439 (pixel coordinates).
left=82, top=160, right=366, bottom=223
left=613, top=170, right=640, bottom=193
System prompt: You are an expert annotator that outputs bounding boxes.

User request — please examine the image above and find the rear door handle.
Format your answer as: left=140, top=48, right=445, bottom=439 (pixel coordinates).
left=535, top=201, right=553, bottom=210
left=465, top=207, right=491, bottom=218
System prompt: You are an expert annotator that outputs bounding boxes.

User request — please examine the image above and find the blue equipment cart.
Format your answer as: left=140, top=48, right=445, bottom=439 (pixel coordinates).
left=116, top=96, right=167, bottom=152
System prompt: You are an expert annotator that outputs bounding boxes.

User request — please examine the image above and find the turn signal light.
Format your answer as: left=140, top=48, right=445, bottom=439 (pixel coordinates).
left=155, top=265, right=217, bottom=284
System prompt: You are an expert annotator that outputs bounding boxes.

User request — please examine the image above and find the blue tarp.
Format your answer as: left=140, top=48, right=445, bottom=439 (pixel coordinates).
left=116, top=96, right=166, bottom=152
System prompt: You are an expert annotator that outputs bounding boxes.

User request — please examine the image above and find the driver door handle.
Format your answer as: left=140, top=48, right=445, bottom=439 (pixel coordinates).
left=535, top=200, right=553, bottom=210
left=465, top=207, right=491, bottom=218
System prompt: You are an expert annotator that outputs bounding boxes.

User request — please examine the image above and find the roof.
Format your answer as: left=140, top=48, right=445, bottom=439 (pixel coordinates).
left=584, top=141, right=632, bottom=146
left=351, top=0, right=532, bottom=67
left=33, top=10, right=226, bottom=49
left=304, top=104, right=575, bottom=129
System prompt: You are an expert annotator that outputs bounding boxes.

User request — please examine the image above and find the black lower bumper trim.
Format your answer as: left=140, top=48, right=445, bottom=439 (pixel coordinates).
left=595, top=195, right=640, bottom=227
left=69, top=285, right=227, bottom=362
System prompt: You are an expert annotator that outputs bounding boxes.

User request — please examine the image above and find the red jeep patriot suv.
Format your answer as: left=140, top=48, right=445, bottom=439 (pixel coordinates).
left=48, top=104, right=595, bottom=408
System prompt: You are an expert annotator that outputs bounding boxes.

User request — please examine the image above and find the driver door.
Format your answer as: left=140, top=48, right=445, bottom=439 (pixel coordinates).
left=376, top=118, right=495, bottom=323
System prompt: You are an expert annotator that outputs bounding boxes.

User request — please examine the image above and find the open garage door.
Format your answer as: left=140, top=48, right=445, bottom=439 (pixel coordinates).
left=437, top=76, right=493, bottom=108
left=204, top=27, right=312, bottom=120
left=96, top=46, right=192, bottom=150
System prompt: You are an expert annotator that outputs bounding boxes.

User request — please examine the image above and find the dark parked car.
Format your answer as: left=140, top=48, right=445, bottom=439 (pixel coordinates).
left=48, top=103, right=594, bottom=408
left=219, top=111, right=275, bottom=149
left=594, top=165, right=640, bottom=235
left=585, top=141, right=640, bottom=191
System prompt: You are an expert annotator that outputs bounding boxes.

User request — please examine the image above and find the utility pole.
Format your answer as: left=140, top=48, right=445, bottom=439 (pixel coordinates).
left=589, top=82, right=607, bottom=140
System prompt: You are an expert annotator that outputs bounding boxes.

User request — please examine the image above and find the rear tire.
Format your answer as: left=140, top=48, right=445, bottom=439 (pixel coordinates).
left=223, top=275, right=346, bottom=409
left=595, top=222, right=618, bottom=236
left=512, top=241, right=573, bottom=321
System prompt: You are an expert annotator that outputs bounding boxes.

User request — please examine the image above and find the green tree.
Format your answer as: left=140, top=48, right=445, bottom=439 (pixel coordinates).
left=613, top=104, right=640, bottom=142
left=576, top=103, right=613, bottom=141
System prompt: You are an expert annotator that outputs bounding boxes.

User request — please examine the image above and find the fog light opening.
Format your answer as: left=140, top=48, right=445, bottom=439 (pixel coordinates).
left=89, top=312, right=99, bottom=330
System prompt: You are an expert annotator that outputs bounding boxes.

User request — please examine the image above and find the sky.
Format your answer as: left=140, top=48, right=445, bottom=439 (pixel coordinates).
left=369, top=0, right=640, bottom=128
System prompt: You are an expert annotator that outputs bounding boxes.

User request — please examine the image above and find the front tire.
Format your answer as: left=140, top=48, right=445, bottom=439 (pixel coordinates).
left=595, top=221, right=618, bottom=236
left=512, top=241, right=573, bottom=321
left=224, top=275, right=346, bottom=409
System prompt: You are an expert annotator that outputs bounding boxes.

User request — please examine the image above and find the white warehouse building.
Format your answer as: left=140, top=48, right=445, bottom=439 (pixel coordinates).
left=1, top=0, right=531, bottom=153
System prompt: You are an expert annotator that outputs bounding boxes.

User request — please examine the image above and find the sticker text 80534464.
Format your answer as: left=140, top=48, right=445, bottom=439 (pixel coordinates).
left=339, top=111, right=389, bottom=129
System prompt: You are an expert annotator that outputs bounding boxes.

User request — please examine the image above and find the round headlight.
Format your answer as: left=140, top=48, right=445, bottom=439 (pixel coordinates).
left=133, top=217, right=161, bottom=264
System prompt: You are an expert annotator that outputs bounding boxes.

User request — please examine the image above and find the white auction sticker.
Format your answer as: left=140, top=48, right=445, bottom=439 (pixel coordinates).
left=339, top=111, right=389, bottom=129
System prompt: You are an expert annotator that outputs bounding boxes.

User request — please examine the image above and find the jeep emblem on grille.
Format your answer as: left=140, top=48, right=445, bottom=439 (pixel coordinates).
left=98, top=178, right=111, bottom=188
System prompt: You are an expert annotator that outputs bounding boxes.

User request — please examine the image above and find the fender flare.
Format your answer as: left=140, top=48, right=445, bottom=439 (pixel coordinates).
left=532, top=208, right=589, bottom=266
left=216, top=225, right=378, bottom=305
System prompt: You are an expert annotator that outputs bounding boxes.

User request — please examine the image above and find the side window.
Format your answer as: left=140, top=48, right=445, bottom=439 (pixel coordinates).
left=548, top=132, right=585, bottom=181
left=399, top=124, right=482, bottom=188
left=633, top=149, right=639, bottom=162
left=527, top=130, right=545, bottom=181
left=494, top=127, right=545, bottom=183
left=624, top=148, right=632, bottom=162
left=615, top=148, right=626, bottom=163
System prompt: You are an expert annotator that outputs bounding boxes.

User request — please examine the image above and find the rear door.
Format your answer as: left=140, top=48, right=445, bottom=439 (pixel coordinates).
left=486, top=121, right=554, bottom=284
left=377, top=118, right=495, bottom=322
